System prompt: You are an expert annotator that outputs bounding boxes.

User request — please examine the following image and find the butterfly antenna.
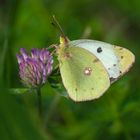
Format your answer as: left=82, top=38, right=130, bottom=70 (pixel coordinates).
left=52, top=15, right=67, bottom=39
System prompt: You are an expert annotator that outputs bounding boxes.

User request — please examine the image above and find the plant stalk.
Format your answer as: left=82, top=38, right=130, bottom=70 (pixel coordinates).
left=37, top=88, right=42, bottom=117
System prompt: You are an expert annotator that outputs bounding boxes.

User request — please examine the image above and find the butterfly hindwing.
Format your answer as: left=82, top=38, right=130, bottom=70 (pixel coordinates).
left=58, top=47, right=110, bottom=101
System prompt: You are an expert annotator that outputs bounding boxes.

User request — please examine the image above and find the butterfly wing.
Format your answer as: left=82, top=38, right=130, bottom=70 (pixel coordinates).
left=114, top=46, right=135, bottom=76
left=58, top=46, right=110, bottom=102
left=69, top=40, right=120, bottom=83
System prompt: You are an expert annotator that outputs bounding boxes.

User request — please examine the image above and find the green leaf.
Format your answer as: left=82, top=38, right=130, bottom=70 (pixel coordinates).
left=9, top=88, right=32, bottom=94
left=53, top=83, right=69, bottom=98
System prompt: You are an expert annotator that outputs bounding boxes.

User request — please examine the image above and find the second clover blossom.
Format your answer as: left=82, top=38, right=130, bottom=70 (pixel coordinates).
left=17, top=48, right=53, bottom=88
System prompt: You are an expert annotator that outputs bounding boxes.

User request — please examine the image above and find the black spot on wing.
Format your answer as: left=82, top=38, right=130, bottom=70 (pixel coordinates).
left=97, top=47, right=102, bottom=53
left=110, top=77, right=116, bottom=83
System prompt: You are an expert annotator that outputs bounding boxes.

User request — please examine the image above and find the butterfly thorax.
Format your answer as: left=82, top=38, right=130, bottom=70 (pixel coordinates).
left=57, top=36, right=72, bottom=61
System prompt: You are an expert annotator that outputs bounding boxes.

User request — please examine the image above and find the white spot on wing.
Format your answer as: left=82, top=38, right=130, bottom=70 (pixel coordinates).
left=84, top=67, right=92, bottom=75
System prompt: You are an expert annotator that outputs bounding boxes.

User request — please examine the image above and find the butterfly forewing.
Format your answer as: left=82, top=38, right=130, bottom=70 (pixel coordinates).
left=114, top=46, right=135, bottom=75
left=58, top=47, right=110, bottom=102
left=69, top=40, right=120, bottom=82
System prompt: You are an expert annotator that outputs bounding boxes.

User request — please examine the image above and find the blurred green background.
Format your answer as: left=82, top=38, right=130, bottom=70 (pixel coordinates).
left=0, top=0, right=140, bottom=140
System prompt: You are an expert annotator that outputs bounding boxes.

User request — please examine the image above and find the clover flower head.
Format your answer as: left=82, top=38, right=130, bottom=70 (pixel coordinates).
left=16, top=48, right=53, bottom=88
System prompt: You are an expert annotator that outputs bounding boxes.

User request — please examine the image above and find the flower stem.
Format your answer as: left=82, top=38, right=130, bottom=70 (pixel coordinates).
left=37, top=88, right=42, bottom=117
